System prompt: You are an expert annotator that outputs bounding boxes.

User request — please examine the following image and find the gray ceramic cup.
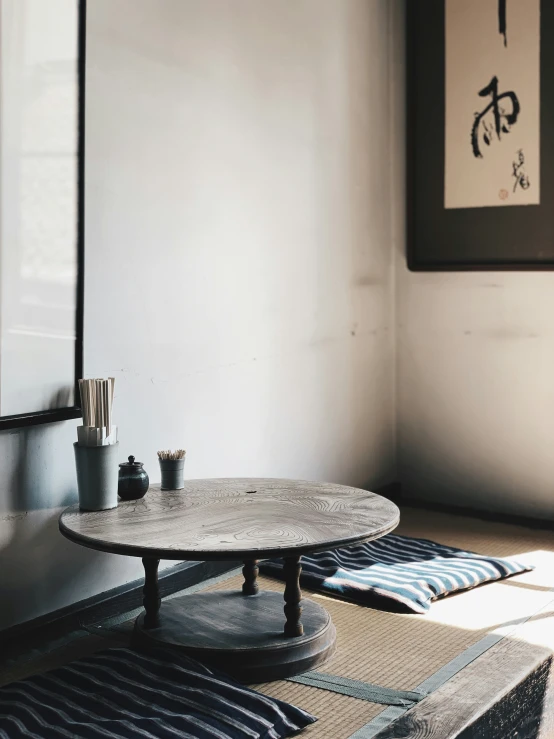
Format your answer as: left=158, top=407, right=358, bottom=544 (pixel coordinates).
left=159, top=458, right=185, bottom=490
left=74, top=441, right=120, bottom=510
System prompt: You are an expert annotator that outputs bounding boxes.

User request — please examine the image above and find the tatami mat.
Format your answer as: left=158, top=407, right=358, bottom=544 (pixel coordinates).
left=3, top=506, right=554, bottom=739
left=194, top=509, right=554, bottom=737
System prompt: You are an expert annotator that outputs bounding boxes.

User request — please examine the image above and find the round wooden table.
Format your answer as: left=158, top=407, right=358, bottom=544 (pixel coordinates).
left=59, top=478, right=399, bottom=682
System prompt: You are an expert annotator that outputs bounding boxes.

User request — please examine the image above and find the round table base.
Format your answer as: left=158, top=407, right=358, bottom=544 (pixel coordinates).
left=132, top=590, right=336, bottom=683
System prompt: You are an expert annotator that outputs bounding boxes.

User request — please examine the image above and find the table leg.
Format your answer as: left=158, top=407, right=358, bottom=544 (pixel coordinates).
left=242, top=559, right=259, bottom=595
left=142, top=557, right=161, bottom=629
left=283, top=556, right=303, bottom=637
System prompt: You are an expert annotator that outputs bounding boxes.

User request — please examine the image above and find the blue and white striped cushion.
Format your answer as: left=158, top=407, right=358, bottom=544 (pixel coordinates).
left=0, top=646, right=316, bottom=738
left=261, top=534, right=533, bottom=614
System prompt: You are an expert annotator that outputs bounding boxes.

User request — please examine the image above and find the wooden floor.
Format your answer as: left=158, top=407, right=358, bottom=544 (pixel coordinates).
left=3, top=506, right=554, bottom=738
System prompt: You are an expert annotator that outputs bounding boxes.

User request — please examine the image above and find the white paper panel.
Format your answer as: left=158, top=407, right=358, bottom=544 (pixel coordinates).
left=445, top=0, right=540, bottom=209
left=0, top=0, right=78, bottom=415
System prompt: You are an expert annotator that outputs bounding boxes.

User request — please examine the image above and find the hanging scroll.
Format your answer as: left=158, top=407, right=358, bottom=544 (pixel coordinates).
left=445, top=0, right=540, bottom=209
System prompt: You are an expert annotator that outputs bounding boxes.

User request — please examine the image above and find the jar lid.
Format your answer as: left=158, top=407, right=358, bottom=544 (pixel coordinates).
left=119, top=455, right=143, bottom=468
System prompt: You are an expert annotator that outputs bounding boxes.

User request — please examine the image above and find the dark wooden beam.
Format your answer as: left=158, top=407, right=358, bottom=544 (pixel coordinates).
left=372, top=615, right=554, bottom=738
left=0, top=559, right=238, bottom=661
left=401, top=494, right=554, bottom=532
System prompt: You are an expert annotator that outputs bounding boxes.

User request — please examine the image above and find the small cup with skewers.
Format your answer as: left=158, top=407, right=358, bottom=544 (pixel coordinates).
left=158, top=449, right=186, bottom=490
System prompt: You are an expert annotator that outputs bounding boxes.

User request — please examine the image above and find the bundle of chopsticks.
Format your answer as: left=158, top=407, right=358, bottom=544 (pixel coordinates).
left=77, top=377, right=117, bottom=447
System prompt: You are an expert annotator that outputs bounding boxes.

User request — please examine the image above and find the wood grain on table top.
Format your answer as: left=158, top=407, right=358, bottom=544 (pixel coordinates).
left=59, top=478, right=399, bottom=560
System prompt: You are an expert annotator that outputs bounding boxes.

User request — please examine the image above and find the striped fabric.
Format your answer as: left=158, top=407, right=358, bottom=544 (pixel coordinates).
left=0, top=646, right=316, bottom=739
left=261, top=534, right=533, bottom=615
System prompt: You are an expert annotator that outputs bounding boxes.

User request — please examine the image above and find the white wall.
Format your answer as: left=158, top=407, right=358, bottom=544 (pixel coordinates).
left=391, top=4, right=554, bottom=520
left=0, top=0, right=400, bottom=630
left=398, top=269, right=554, bottom=519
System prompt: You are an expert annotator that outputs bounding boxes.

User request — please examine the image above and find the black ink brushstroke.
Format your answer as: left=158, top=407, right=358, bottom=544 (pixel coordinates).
left=471, top=76, right=520, bottom=158
left=512, top=149, right=530, bottom=192
left=499, top=0, right=507, bottom=47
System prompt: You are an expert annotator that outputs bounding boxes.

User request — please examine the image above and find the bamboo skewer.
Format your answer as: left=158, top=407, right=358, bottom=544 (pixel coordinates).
left=157, top=449, right=186, bottom=460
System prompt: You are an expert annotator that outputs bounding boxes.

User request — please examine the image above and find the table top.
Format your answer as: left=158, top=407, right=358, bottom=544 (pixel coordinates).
left=59, top=478, right=400, bottom=560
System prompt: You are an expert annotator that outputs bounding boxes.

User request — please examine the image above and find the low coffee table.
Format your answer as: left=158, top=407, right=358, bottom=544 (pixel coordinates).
left=59, top=478, right=399, bottom=682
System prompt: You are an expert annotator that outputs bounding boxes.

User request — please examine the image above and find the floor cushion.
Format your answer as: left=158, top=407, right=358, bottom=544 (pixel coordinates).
left=260, top=533, right=533, bottom=614
left=0, top=646, right=316, bottom=738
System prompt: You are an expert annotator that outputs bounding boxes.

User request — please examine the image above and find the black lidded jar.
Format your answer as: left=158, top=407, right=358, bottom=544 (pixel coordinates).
left=118, top=456, right=149, bottom=500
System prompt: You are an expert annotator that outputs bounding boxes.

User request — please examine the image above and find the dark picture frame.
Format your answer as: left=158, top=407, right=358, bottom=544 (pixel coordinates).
left=0, top=0, right=85, bottom=430
left=407, top=0, right=554, bottom=271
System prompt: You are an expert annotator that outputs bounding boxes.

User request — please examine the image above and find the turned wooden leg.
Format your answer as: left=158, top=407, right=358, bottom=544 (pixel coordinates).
left=242, top=559, right=259, bottom=595
left=283, top=556, right=303, bottom=637
left=142, top=557, right=161, bottom=629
